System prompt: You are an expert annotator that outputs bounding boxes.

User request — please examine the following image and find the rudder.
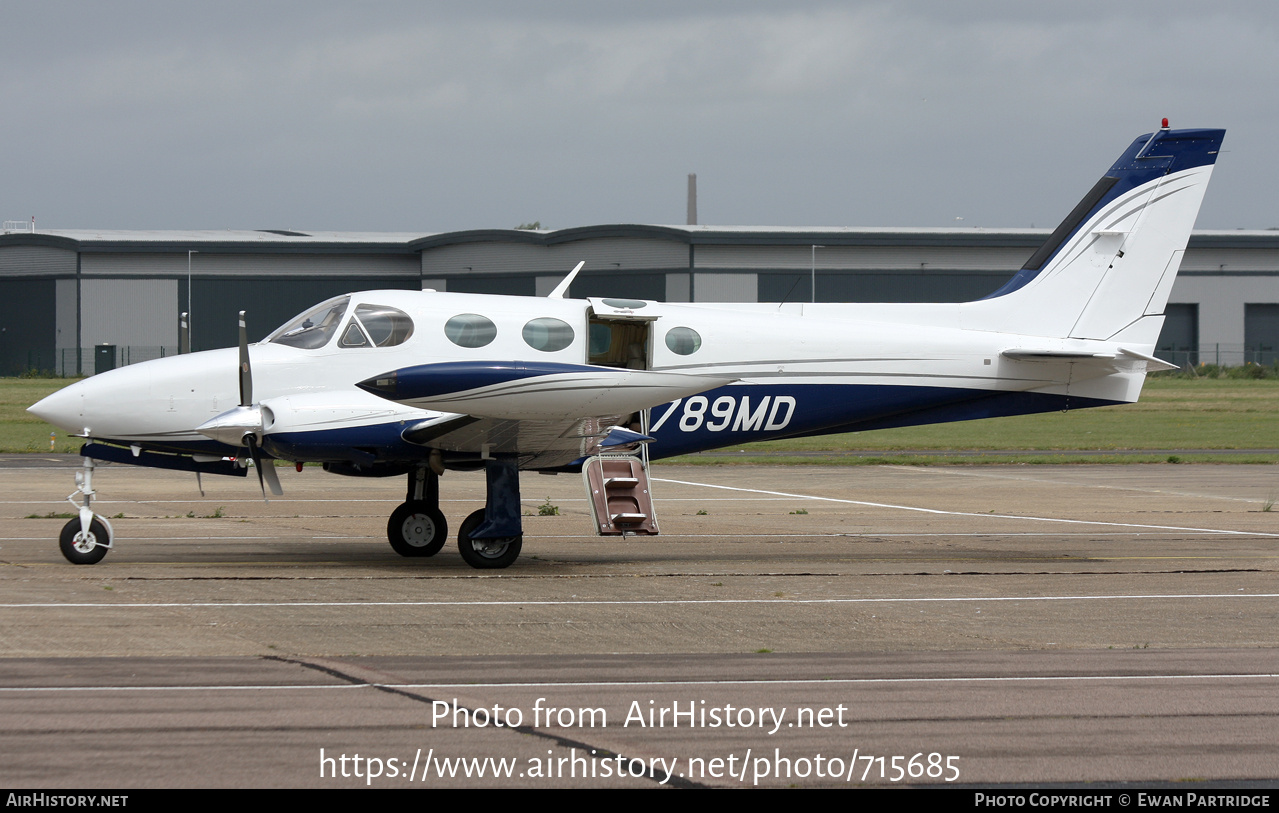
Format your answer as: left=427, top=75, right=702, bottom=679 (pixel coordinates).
left=965, top=125, right=1225, bottom=341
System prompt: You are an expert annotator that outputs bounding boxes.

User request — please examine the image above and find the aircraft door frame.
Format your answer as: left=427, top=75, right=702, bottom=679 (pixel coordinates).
left=585, top=298, right=659, bottom=371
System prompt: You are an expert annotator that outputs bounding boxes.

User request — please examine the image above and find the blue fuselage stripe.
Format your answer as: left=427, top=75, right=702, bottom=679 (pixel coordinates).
left=95, top=384, right=1119, bottom=467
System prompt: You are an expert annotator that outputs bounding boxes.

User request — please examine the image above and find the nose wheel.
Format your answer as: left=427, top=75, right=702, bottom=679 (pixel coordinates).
left=59, top=516, right=111, bottom=565
left=57, top=456, right=113, bottom=565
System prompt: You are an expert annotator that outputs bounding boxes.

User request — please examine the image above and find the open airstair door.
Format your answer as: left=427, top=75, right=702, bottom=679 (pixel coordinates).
left=582, top=299, right=662, bottom=535
left=583, top=449, right=659, bottom=536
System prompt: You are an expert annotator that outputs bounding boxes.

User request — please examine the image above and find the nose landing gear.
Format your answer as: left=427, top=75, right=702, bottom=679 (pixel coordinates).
left=58, top=457, right=113, bottom=565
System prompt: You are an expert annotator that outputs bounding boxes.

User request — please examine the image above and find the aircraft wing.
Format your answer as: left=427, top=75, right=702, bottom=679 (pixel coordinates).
left=357, top=361, right=736, bottom=467
left=357, top=361, right=734, bottom=420
left=402, top=413, right=634, bottom=468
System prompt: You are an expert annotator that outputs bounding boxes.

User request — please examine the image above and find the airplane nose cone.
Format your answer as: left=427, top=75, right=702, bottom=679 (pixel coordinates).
left=27, top=383, right=84, bottom=433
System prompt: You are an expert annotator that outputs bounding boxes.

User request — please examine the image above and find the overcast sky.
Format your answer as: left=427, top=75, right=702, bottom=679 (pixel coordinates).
left=2, top=1, right=1275, bottom=233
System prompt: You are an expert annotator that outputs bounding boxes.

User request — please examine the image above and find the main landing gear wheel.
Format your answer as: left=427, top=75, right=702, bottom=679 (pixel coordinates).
left=387, top=502, right=448, bottom=557
left=456, top=509, right=522, bottom=570
left=59, top=517, right=110, bottom=565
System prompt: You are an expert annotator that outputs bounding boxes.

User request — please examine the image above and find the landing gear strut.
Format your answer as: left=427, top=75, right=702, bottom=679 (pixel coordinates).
left=456, top=458, right=523, bottom=569
left=387, top=465, right=447, bottom=557
left=58, top=456, right=113, bottom=565
left=386, top=458, right=524, bottom=568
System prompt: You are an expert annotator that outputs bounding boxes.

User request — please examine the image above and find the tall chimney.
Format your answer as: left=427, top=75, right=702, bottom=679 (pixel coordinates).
left=686, top=173, right=697, bottom=225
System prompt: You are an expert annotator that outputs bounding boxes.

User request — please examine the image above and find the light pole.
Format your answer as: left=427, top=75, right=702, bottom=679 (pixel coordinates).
left=187, top=250, right=197, bottom=350
left=811, top=245, right=824, bottom=303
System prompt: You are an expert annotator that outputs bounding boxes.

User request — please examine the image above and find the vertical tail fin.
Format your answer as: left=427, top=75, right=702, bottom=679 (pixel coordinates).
left=965, top=126, right=1225, bottom=342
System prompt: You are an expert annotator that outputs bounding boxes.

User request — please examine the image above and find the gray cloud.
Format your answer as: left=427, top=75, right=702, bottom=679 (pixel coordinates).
left=2, top=1, right=1274, bottom=231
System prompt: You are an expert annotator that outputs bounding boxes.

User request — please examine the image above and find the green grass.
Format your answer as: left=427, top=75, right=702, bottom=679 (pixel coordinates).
left=4, top=376, right=1277, bottom=462
left=0, top=378, right=85, bottom=453
left=675, top=378, right=1279, bottom=459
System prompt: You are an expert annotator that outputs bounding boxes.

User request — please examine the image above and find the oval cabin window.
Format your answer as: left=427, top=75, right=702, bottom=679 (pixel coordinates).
left=522, top=317, right=575, bottom=352
left=665, top=326, right=702, bottom=355
left=444, top=314, right=498, bottom=348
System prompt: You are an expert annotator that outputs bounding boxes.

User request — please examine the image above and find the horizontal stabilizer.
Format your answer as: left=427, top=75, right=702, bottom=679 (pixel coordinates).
left=1001, top=347, right=1178, bottom=372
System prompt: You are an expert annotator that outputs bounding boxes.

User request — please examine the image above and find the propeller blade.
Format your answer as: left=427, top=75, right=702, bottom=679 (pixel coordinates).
left=235, top=310, right=282, bottom=498
left=238, top=310, right=252, bottom=407
left=244, top=434, right=268, bottom=502
left=261, top=455, right=283, bottom=497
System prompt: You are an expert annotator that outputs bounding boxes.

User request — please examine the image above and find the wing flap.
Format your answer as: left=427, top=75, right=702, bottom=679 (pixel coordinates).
left=405, top=413, right=628, bottom=468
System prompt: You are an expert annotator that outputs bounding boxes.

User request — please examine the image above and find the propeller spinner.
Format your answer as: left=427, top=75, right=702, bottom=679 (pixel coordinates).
left=195, top=311, right=282, bottom=499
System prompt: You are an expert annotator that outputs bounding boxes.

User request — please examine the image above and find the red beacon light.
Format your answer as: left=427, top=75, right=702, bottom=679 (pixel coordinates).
left=1161, top=117, right=1170, bottom=129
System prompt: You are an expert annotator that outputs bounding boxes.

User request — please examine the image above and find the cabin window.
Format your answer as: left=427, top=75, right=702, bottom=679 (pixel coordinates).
left=665, top=326, right=702, bottom=355
left=444, top=313, right=497, bottom=348
left=522, top=317, right=575, bottom=352
left=354, top=304, right=414, bottom=347
left=590, top=324, right=617, bottom=357
left=340, top=322, right=369, bottom=347
left=268, top=296, right=350, bottom=349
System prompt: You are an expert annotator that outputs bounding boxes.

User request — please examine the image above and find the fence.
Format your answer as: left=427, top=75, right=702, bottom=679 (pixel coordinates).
left=8, top=346, right=180, bottom=377
left=1160, top=344, right=1279, bottom=369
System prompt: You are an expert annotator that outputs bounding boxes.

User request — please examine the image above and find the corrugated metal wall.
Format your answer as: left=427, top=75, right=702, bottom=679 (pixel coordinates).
left=0, top=245, right=76, bottom=277
left=82, top=252, right=419, bottom=278
left=81, top=278, right=179, bottom=347
left=0, top=279, right=55, bottom=374
left=1181, top=247, right=1279, bottom=273
left=694, top=273, right=757, bottom=302
left=422, top=238, right=688, bottom=276
left=757, top=269, right=1011, bottom=303
left=55, top=279, right=77, bottom=351
left=665, top=273, right=690, bottom=302
left=695, top=244, right=1030, bottom=271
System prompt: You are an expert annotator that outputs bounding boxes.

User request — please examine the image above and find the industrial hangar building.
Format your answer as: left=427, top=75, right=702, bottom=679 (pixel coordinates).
left=0, top=223, right=1276, bottom=375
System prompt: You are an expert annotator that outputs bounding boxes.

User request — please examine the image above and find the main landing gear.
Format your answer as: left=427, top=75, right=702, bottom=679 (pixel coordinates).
left=387, top=466, right=448, bottom=557
left=387, top=459, right=523, bottom=569
left=58, top=457, right=114, bottom=565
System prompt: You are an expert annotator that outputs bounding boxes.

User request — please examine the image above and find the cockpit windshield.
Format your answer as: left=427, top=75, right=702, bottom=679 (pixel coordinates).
left=267, top=296, right=350, bottom=349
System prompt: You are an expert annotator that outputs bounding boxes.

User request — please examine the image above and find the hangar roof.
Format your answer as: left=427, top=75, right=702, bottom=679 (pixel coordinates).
left=2, top=224, right=1276, bottom=253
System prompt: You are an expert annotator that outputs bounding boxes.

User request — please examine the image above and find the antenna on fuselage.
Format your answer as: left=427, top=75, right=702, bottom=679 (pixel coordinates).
left=547, top=261, right=585, bottom=299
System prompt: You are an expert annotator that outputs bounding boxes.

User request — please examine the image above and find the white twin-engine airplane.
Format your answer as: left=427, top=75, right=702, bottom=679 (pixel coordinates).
left=30, top=124, right=1225, bottom=569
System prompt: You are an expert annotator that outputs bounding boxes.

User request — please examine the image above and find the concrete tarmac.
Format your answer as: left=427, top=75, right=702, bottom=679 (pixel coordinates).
left=1, top=458, right=1277, bottom=787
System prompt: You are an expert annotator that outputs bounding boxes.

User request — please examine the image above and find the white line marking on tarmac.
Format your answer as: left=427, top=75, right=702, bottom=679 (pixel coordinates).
left=0, top=531, right=1232, bottom=543
left=653, top=477, right=1279, bottom=537
left=2, top=497, right=788, bottom=505
left=2, top=593, right=1275, bottom=609
left=881, top=464, right=1276, bottom=505
left=2, top=672, right=1276, bottom=694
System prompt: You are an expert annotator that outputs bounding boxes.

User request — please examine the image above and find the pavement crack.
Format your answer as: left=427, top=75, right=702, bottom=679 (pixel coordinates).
left=266, top=655, right=706, bottom=788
